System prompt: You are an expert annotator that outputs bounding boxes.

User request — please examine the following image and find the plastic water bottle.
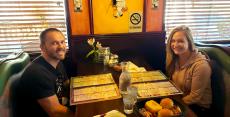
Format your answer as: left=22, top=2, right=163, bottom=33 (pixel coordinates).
left=119, top=62, right=131, bottom=94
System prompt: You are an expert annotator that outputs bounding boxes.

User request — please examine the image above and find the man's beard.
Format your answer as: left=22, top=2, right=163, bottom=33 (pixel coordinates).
left=46, top=48, right=66, bottom=61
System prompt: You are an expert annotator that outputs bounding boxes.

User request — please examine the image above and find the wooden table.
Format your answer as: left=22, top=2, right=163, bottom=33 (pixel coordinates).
left=71, top=59, right=196, bottom=117
left=73, top=95, right=197, bottom=117
left=74, top=98, right=138, bottom=117
left=71, top=59, right=151, bottom=117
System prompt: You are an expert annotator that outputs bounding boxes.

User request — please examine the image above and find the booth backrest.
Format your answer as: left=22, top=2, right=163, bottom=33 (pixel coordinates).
left=0, top=52, right=30, bottom=96
left=198, top=46, right=230, bottom=74
left=198, top=47, right=230, bottom=117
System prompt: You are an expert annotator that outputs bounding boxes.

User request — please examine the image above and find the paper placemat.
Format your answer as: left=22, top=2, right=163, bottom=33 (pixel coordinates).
left=70, top=73, right=121, bottom=105
left=132, top=81, right=183, bottom=98
left=73, top=84, right=120, bottom=103
left=131, top=70, right=168, bottom=83
left=72, top=73, right=114, bottom=88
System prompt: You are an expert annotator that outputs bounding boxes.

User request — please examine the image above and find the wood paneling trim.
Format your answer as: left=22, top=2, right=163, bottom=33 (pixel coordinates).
left=146, top=0, right=164, bottom=32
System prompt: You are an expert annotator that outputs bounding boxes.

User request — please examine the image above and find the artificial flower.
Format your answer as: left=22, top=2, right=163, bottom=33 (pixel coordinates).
left=96, top=42, right=102, bottom=49
left=87, top=38, right=95, bottom=46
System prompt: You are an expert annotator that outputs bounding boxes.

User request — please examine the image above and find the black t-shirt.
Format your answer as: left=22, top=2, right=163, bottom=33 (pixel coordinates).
left=14, top=56, right=68, bottom=117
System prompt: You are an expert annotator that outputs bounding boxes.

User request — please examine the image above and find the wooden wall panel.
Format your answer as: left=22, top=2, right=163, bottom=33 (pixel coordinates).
left=146, top=0, right=164, bottom=32
left=68, top=0, right=90, bottom=35
left=93, top=0, right=144, bottom=34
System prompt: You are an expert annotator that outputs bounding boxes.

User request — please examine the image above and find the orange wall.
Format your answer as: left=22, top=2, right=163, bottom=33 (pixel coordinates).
left=68, top=0, right=90, bottom=35
left=146, top=0, right=164, bottom=32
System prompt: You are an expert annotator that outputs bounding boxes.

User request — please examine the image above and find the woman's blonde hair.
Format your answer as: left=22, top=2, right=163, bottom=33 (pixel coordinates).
left=166, top=25, right=196, bottom=77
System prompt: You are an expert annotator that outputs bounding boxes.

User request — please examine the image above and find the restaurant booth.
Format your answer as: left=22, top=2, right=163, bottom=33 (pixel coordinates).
left=64, top=0, right=178, bottom=117
left=0, top=0, right=229, bottom=117
left=63, top=0, right=230, bottom=117
left=0, top=0, right=228, bottom=117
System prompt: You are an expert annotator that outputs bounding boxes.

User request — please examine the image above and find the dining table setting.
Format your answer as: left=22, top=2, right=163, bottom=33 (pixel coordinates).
left=70, top=60, right=196, bottom=117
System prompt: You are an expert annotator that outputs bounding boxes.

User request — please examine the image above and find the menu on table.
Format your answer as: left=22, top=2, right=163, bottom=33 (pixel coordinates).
left=130, top=71, right=183, bottom=98
left=72, top=73, right=114, bottom=88
left=133, top=81, right=183, bottom=98
left=70, top=73, right=121, bottom=105
left=130, top=70, right=168, bottom=83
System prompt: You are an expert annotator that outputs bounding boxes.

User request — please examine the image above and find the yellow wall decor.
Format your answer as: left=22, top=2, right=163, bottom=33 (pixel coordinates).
left=93, top=0, right=144, bottom=34
left=68, top=0, right=90, bottom=35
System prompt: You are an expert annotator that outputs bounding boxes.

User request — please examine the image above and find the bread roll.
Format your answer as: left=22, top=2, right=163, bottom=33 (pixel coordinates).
left=160, top=98, right=174, bottom=109
left=158, top=108, right=173, bottom=117
left=145, top=100, right=162, bottom=113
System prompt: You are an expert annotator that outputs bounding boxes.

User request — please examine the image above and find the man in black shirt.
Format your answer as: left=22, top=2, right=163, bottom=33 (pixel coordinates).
left=14, top=28, right=74, bottom=117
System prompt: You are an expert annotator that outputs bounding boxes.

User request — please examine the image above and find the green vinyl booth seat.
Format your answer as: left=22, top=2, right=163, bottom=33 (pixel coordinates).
left=198, top=46, right=230, bottom=74
left=0, top=52, right=30, bottom=96
left=198, top=46, right=230, bottom=117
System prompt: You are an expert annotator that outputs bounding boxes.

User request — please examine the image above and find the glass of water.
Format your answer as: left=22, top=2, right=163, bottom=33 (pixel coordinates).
left=127, top=86, right=138, bottom=103
left=123, top=94, right=135, bottom=114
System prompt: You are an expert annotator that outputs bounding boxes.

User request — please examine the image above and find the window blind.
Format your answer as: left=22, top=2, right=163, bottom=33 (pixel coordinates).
left=165, top=0, right=230, bottom=41
left=0, top=0, right=67, bottom=54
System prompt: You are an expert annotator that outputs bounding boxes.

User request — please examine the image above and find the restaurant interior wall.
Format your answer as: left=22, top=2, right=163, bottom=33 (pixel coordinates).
left=68, top=0, right=165, bottom=35
left=66, top=0, right=166, bottom=75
